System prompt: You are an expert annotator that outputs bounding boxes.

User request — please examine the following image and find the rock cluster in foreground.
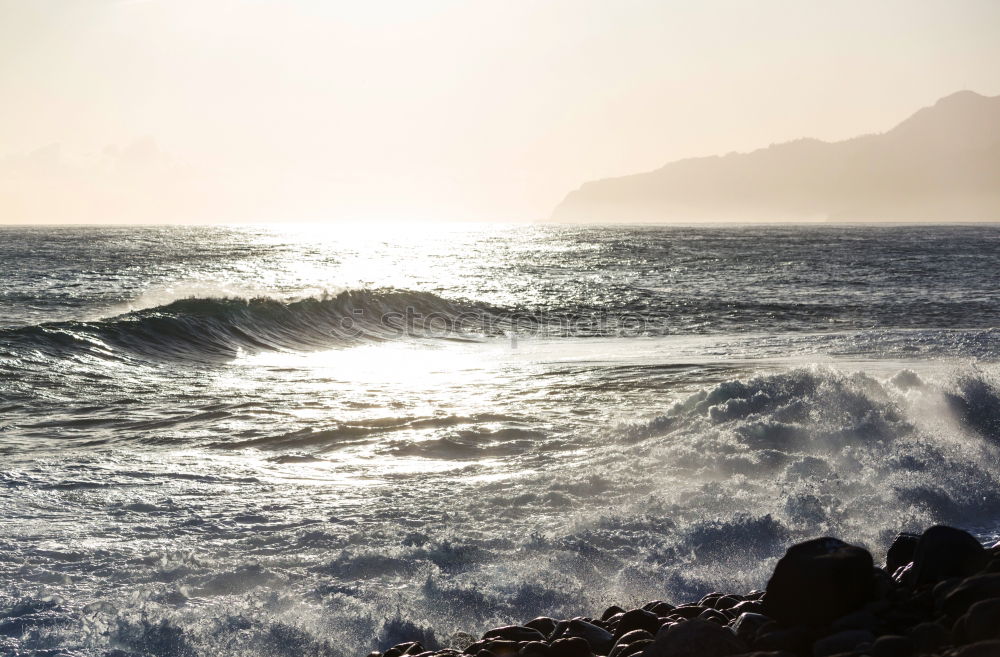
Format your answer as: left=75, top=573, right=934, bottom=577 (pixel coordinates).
left=368, top=525, right=1000, bottom=657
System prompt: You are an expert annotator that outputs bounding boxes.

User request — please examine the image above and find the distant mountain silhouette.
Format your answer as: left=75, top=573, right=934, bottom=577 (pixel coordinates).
left=552, top=91, right=1000, bottom=222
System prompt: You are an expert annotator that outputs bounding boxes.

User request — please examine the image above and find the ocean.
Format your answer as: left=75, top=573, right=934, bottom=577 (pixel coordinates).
left=1, top=223, right=999, bottom=655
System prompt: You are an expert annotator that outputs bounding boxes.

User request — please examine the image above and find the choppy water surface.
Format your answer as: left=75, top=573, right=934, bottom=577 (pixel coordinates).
left=1, top=224, right=999, bottom=656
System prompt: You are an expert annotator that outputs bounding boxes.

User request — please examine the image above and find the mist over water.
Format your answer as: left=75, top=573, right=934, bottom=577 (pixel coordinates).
left=2, top=224, right=1000, bottom=656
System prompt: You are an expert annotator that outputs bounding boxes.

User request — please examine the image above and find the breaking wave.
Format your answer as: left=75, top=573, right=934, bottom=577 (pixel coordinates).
left=3, top=364, right=1000, bottom=655
left=0, top=289, right=498, bottom=363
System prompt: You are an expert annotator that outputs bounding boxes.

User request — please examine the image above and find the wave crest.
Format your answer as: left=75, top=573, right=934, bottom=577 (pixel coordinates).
left=0, top=289, right=496, bottom=362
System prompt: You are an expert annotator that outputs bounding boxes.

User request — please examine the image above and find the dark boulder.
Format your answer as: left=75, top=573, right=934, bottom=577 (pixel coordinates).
left=647, top=602, right=676, bottom=616
left=943, top=574, right=1000, bottom=617
left=945, top=641, right=1000, bottom=657
left=602, top=606, right=626, bottom=621
left=525, top=618, right=558, bottom=639
left=557, top=620, right=613, bottom=655
left=463, top=640, right=489, bottom=655
left=763, top=537, right=874, bottom=627
left=955, top=598, right=1000, bottom=644
left=730, top=613, right=773, bottom=644
left=829, top=610, right=880, bottom=633
left=713, top=596, right=741, bottom=610
left=644, top=618, right=747, bottom=657
left=385, top=643, right=423, bottom=657
left=752, top=627, right=812, bottom=654
left=699, top=608, right=730, bottom=625
left=613, top=629, right=654, bottom=647
left=614, top=609, right=661, bottom=639
left=906, top=622, right=950, bottom=655
left=519, top=642, right=552, bottom=657
left=671, top=606, right=710, bottom=619
left=483, top=627, right=547, bottom=643
left=811, top=629, right=874, bottom=657
left=912, top=526, right=988, bottom=587
left=886, top=533, right=920, bottom=576
left=482, top=641, right=518, bottom=656
left=869, top=635, right=914, bottom=657
left=610, top=639, right=651, bottom=657
left=548, top=637, right=591, bottom=657
left=730, top=600, right=766, bottom=616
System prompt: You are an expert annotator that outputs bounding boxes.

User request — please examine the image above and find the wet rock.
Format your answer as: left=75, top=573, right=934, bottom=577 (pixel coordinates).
left=548, top=637, right=591, bottom=657
left=869, top=635, right=914, bottom=657
left=730, top=613, right=773, bottom=644
left=614, top=609, right=661, bottom=639
left=525, top=618, right=558, bottom=639
left=714, top=596, right=741, bottom=610
left=830, top=610, right=880, bottom=633
left=613, top=629, right=654, bottom=647
left=893, top=561, right=915, bottom=585
left=645, top=618, right=747, bottom=657
left=764, top=537, right=874, bottom=627
left=609, top=638, right=652, bottom=657
left=700, top=593, right=725, bottom=607
left=616, top=639, right=654, bottom=657
left=906, top=621, right=950, bottom=655
left=483, top=641, right=519, bottom=656
left=671, top=605, right=710, bottom=619
left=912, top=526, right=988, bottom=587
left=483, top=627, right=547, bottom=643
left=518, top=641, right=552, bottom=657
left=556, top=620, right=613, bottom=655
left=602, top=606, right=626, bottom=621
left=730, top=601, right=766, bottom=616
left=955, top=598, right=1000, bottom=643
left=811, top=630, right=874, bottom=657
left=752, top=627, right=812, bottom=654
left=944, top=641, right=1000, bottom=656
left=647, top=602, right=676, bottom=616
left=699, top=608, right=730, bottom=625
left=605, top=612, right=625, bottom=628
left=942, top=574, right=1000, bottom=617
left=385, top=643, right=424, bottom=657
left=886, top=533, right=920, bottom=576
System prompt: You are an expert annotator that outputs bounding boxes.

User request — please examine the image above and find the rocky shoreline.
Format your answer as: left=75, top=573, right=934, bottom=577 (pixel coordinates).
left=369, top=526, right=1000, bottom=657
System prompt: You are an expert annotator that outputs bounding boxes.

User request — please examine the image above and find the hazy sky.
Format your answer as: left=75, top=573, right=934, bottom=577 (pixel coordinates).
left=2, top=0, right=999, bottom=223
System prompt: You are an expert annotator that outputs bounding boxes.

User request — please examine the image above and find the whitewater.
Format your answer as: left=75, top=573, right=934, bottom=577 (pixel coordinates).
left=1, top=223, right=999, bottom=656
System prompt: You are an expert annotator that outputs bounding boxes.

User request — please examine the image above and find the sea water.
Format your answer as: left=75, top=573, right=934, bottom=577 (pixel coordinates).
left=1, top=223, right=999, bottom=655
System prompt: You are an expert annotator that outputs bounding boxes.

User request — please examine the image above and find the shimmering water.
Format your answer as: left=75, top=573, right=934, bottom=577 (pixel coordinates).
left=2, top=224, right=999, bottom=656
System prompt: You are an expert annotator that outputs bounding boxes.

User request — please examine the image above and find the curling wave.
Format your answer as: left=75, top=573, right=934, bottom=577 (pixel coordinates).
left=0, top=289, right=499, bottom=362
